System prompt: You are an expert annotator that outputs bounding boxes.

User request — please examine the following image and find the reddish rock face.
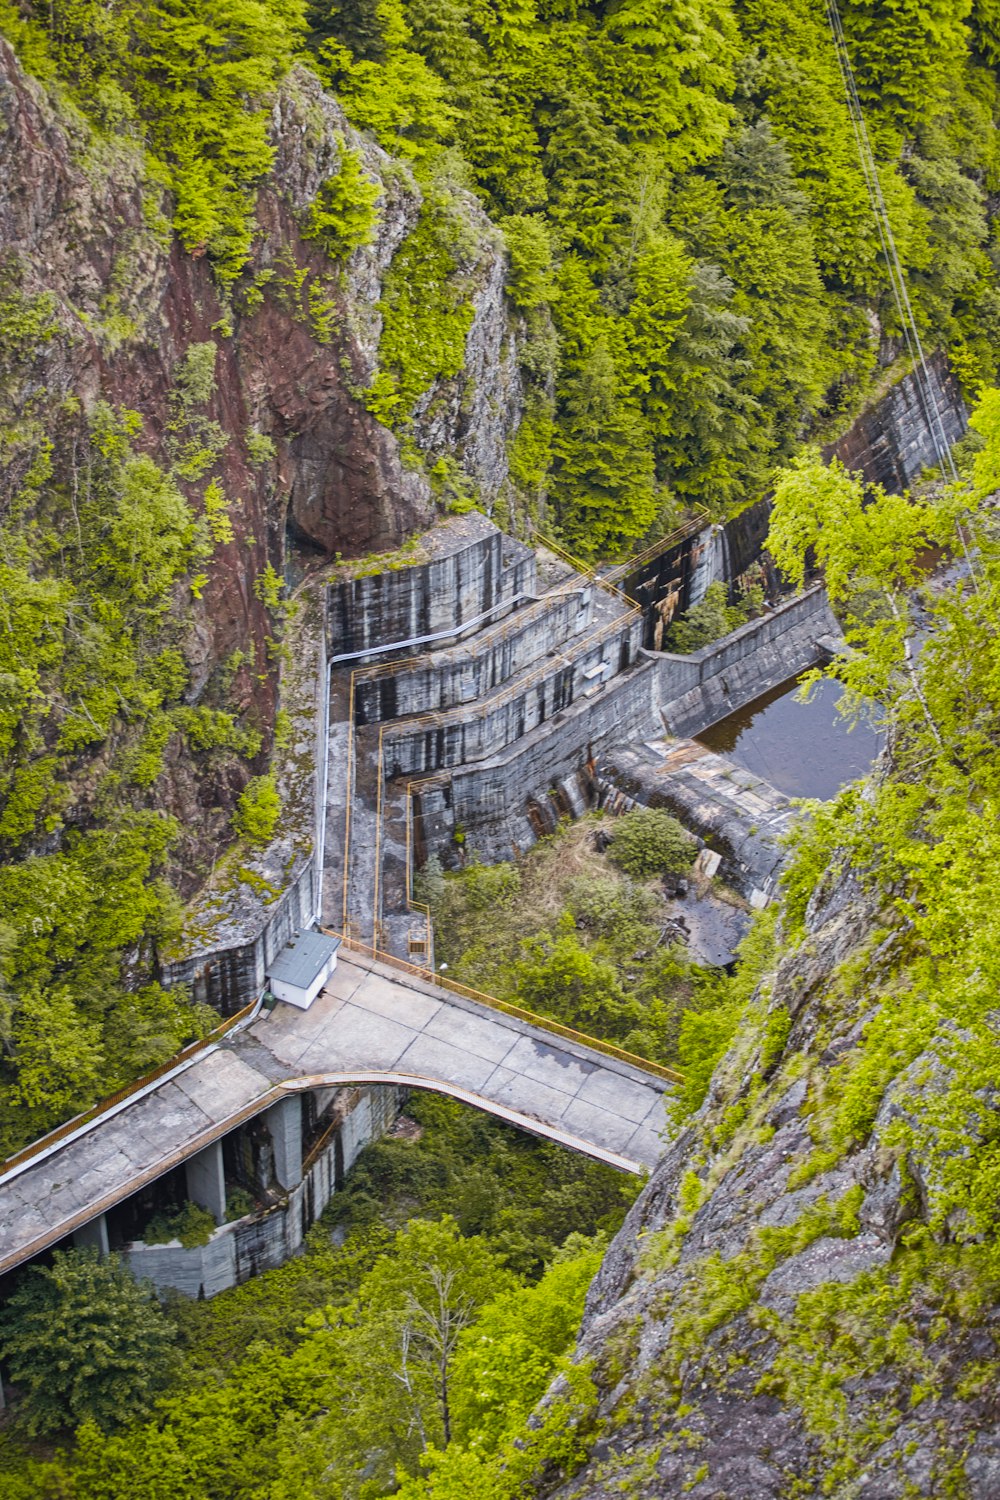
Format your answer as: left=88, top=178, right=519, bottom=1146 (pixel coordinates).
left=1, top=41, right=522, bottom=890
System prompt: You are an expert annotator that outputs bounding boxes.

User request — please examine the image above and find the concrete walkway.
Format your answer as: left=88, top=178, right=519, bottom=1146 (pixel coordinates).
left=0, top=954, right=671, bottom=1278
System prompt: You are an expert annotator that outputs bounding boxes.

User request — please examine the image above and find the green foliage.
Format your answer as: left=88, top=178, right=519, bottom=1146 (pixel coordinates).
left=306, top=0, right=1000, bottom=545
left=7, top=0, right=308, bottom=281
left=665, top=579, right=761, bottom=652
left=759, top=397, right=1000, bottom=1245
left=233, top=773, right=281, bottom=845
left=367, top=185, right=478, bottom=424
left=0, top=393, right=221, bottom=1152
left=253, top=560, right=286, bottom=612
left=423, top=818, right=737, bottom=1073
left=333, top=1091, right=629, bottom=1279
left=8, top=1205, right=603, bottom=1500
left=0, top=1249, right=177, bottom=1435
left=302, top=142, right=381, bottom=259
left=607, top=807, right=697, bottom=878
left=143, top=1200, right=217, bottom=1248
left=500, top=214, right=555, bottom=310
left=245, top=427, right=276, bottom=465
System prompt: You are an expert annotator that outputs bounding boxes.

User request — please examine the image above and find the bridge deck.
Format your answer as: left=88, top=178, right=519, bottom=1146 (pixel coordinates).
left=0, top=954, right=670, bottom=1277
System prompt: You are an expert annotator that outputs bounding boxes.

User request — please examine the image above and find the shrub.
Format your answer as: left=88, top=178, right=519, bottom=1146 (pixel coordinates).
left=143, top=1200, right=217, bottom=1248
left=606, top=808, right=696, bottom=878
left=666, top=580, right=761, bottom=653
left=233, top=774, right=281, bottom=846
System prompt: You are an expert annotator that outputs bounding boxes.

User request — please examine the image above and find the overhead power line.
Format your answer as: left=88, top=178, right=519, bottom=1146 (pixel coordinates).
left=824, top=0, right=959, bottom=483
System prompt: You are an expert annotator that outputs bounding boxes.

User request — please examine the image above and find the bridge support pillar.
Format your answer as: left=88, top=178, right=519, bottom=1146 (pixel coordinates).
left=266, top=1096, right=303, bottom=1191
left=73, top=1213, right=109, bottom=1256
left=186, top=1140, right=226, bottom=1225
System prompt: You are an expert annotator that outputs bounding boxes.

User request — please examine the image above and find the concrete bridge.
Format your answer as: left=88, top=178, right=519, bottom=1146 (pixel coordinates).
left=0, top=950, right=675, bottom=1280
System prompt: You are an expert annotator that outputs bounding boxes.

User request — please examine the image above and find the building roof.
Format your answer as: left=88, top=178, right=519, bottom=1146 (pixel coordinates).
left=267, top=929, right=341, bottom=990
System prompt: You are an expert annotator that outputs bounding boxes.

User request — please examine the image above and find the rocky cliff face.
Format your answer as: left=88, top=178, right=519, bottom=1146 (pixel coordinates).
left=0, top=40, right=519, bottom=891
left=543, top=860, right=1000, bottom=1498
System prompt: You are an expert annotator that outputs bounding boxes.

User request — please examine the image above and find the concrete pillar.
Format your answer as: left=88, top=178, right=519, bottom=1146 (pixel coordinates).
left=73, top=1213, right=110, bottom=1256
left=186, top=1140, right=226, bottom=1224
left=266, top=1096, right=303, bottom=1191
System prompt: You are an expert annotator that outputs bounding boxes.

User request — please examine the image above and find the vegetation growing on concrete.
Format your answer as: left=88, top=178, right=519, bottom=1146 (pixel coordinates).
left=419, top=816, right=744, bottom=1071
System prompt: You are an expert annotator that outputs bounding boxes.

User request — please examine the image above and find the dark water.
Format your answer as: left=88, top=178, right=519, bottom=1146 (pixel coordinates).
left=697, top=674, right=883, bottom=800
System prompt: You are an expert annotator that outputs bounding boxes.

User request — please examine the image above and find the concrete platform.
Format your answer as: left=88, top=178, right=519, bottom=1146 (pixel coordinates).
left=0, top=954, right=673, bottom=1278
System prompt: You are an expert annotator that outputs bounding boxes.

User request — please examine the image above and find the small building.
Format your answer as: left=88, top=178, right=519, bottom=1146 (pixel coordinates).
left=266, top=929, right=341, bottom=1010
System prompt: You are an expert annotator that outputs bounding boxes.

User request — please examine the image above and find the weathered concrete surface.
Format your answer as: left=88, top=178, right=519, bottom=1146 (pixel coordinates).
left=599, top=737, right=796, bottom=908
left=656, top=584, right=841, bottom=740
left=824, top=350, right=966, bottom=494
left=122, top=1083, right=401, bottom=1299
left=0, top=954, right=669, bottom=1278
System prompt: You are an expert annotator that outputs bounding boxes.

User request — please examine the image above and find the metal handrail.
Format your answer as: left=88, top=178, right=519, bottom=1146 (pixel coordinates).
left=534, top=532, right=634, bottom=610
left=602, top=509, right=712, bottom=583
left=0, top=999, right=259, bottom=1179
left=346, top=584, right=586, bottom=688
left=378, top=605, right=641, bottom=746
left=320, top=928, right=684, bottom=1086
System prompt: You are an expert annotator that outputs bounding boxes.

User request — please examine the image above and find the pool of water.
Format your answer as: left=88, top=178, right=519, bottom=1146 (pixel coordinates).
left=697, top=674, right=883, bottom=801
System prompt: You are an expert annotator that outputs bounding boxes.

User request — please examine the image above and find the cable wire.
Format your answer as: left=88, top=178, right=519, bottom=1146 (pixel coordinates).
left=824, top=0, right=959, bottom=483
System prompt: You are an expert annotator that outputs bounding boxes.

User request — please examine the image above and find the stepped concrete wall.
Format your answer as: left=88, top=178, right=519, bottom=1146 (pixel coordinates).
left=382, top=615, right=644, bottom=776
left=328, top=514, right=536, bottom=660
left=354, top=587, right=591, bottom=724
left=432, top=659, right=660, bottom=859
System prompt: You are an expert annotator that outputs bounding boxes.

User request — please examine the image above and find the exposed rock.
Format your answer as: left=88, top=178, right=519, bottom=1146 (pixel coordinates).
left=0, top=39, right=520, bottom=892
left=539, top=864, right=1000, bottom=1499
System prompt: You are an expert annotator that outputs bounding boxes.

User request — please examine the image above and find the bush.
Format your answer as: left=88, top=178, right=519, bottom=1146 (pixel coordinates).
left=233, top=774, right=281, bottom=846
left=0, top=1249, right=177, bottom=1434
left=666, top=581, right=762, bottom=653
left=143, top=1200, right=217, bottom=1248
left=606, top=808, right=696, bottom=878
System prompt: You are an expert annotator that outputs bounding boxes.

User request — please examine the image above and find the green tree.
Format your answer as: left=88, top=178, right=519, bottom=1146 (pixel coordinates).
left=0, top=1249, right=177, bottom=1435
left=294, top=1217, right=514, bottom=1491
left=515, top=927, right=628, bottom=1029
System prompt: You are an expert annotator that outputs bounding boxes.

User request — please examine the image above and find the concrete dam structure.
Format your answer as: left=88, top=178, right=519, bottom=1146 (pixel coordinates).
left=327, top=512, right=842, bottom=954
left=0, top=516, right=836, bottom=1298
left=4, top=355, right=960, bottom=1299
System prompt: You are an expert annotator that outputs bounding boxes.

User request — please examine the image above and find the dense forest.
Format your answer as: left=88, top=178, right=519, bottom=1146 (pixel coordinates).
left=3, top=0, right=1000, bottom=1494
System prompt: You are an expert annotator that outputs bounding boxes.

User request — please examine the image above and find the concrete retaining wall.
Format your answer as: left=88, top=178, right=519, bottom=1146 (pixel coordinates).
left=435, top=659, right=660, bottom=860
left=328, top=515, right=537, bottom=660
left=161, top=859, right=316, bottom=1015
left=656, top=586, right=840, bottom=739
left=124, top=1085, right=402, bottom=1298
left=824, top=350, right=966, bottom=493
left=354, top=588, right=591, bottom=724
left=383, top=616, right=644, bottom=777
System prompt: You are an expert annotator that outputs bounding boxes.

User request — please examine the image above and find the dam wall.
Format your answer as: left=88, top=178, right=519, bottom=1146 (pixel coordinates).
left=328, top=513, right=536, bottom=661
left=353, top=587, right=591, bottom=724
left=656, top=585, right=841, bottom=739
left=824, top=351, right=967, bottom=494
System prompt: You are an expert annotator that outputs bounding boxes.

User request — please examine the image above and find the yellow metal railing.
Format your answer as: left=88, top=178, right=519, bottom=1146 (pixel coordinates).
left=602, top=510, right=712, bottom=586
left=0, top=999, right=259, bottom=1180
left=321, top=928, right=683, bottom=1086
